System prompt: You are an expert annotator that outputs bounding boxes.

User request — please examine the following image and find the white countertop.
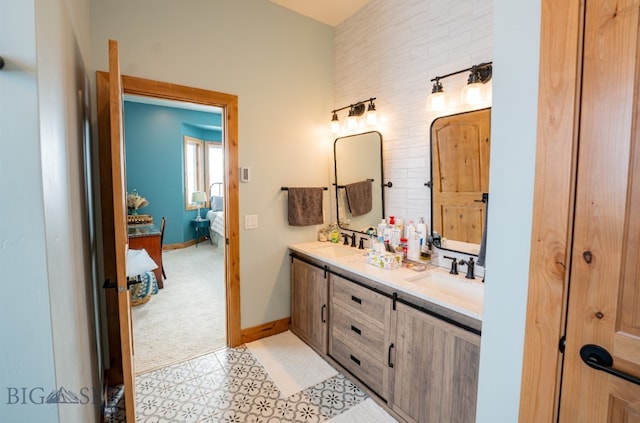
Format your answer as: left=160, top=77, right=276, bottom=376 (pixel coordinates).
left=289, top=241, right=483, bottom=322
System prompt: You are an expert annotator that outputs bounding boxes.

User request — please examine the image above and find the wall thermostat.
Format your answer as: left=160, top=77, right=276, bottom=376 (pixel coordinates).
left=240, top=167, right=250, bottom=182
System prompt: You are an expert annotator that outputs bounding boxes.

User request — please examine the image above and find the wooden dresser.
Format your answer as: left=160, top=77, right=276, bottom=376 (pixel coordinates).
left=128, top=224, right=163, bottom=288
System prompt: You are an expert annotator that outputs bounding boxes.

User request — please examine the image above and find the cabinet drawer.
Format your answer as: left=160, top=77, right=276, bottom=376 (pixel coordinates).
left=331, top=303, right=386, bottom=359
left=331, top=275, right=389, bottom=326
left=330, top=332, right=386, bottom=398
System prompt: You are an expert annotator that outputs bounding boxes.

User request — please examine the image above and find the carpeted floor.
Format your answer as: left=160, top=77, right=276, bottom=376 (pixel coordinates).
left=132, top=241, right=226, bottom=374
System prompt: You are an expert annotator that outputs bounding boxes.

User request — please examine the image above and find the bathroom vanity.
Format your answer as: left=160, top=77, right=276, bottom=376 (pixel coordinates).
left=289, top=241, right=483, bottom=423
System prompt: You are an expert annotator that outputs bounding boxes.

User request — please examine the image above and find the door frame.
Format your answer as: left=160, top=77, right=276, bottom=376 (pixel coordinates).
left=97, top=40, right=137, bottom=421
left=104, top=73, right=242, bottom=349
left=519, top=0, right=583, bottom=421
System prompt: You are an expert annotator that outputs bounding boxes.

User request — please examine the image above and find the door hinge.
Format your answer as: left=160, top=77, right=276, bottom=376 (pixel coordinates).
left=559, top=335, right=566, bottom=353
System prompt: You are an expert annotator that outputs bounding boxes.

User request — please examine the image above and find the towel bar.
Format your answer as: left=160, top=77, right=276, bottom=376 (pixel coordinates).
left=281, top=186, right=328, bottom=191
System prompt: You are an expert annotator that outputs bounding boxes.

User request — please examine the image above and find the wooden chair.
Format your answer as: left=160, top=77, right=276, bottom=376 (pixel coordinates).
left=160, top=217, right=166, bottom=280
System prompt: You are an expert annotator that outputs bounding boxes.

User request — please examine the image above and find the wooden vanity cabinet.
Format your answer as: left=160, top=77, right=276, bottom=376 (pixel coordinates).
left=328, top=274, right=392, bottom=399
left=388, top=302, right=480, bottom=423
left=290, top=256, right=328, bottom=354
left=289, top=251, right=481, bottom=423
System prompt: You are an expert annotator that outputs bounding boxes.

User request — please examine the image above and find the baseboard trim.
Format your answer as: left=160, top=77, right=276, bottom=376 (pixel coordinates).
left=240, top=317, right=290, bottom=344
left=163, top=238, right=209, bottom=250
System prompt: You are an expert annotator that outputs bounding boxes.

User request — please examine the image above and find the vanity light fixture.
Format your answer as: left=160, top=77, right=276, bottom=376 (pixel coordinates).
left=346, top=106, right=360, bottom=130
left=462, top=63, right=493, bottom=105
left=330, top=97, right=377, bottom=134
left=366, top=99, right=378, bottom=125
left=426, top=78, right=446, bottom=111
left=330, top=111, right=340, bottom=133
left=427, top=62, right=492, bottom=111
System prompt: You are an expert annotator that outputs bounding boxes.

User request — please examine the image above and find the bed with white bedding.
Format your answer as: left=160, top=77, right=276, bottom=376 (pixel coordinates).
left=207, top=182, right=224, bottom=246
left=206, top=210, right=224, bottom=246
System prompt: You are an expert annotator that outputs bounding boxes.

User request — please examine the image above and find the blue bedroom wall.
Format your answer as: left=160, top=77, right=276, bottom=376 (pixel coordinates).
left=124, top=101, right=222, bottom=245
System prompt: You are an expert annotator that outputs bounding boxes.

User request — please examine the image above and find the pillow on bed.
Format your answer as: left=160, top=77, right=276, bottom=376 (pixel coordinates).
left=210, top=195, right=224, bottom=212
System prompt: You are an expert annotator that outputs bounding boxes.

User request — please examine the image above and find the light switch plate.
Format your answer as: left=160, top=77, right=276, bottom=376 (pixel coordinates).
left=244, top=214, right=258, bottom=229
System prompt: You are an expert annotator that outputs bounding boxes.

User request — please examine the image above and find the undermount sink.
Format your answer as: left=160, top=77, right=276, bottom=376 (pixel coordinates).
left=404, top=269, right=484, bottom=309
left=310, top=243, right=363, bottom=259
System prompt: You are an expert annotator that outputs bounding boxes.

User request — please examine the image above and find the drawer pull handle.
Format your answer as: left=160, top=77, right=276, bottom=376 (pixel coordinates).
left=388, top=343, right=395, bottom=368
left=351, top=325, right=361, bottom=335
left=351, top=295, right=362, bottom=304
left=350, top=354, right=361, bottom=366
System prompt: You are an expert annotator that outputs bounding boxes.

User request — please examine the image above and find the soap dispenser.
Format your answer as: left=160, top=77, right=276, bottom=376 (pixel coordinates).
left=329, top=223, right=340, bottom=243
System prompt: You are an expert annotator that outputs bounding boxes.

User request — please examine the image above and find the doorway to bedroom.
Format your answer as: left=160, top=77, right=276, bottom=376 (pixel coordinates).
left=123, top=92, right=231, bottom=374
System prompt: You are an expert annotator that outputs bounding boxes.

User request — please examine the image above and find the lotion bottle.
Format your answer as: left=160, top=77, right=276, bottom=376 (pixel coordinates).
left=416, top=217, right=427, bottom=246
left=377, top=219, right=386, bottom=239
left=406, top=220, right=416, bottom=239
left=407, top=232, right=421, bottom=261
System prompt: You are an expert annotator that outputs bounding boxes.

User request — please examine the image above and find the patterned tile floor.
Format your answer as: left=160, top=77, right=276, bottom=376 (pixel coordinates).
left=105, top=344, right=370, bottom=422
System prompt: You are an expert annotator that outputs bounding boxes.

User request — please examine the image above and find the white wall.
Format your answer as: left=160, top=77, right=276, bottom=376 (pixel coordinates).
left=335, top=0, right=492, bottom=227
left=90, top=0, right=334, bottom=328
left=0, top=1, right=58, bottom=420
left=36, top=0, right=102, bottom=421
left=1, top=0, right=100, bottom=421
left=475, top=0, right=540, bottom=420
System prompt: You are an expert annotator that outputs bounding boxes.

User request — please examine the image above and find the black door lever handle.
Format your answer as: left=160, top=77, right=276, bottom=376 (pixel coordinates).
left=580, top=344, right=640, bottom=386
left=103, top=278, right=143, bottom=291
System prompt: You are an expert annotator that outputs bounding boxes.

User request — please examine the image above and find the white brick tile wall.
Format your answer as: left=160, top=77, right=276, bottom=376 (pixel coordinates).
left=335, top=0, right=493, bottom=227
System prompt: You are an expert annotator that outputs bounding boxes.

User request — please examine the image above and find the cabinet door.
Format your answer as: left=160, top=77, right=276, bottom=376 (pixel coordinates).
left=290, top=257, right=328, bottom=353
left=390, top=302, right=480, bottom=423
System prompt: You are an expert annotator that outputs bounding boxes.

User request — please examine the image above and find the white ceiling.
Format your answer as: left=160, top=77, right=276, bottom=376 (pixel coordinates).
left=270, top=0, right=373, bottom=26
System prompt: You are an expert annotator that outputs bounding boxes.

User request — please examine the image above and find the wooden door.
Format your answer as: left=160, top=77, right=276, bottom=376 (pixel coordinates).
left=389, top=303, right=480, bottom=423
left=97, top=39, right=136, bottom=421
left=290, top=257, right=328, bottom=353
left=558, top=0, right=640, bottom=420
left=431, top=108, right=490, bottom=244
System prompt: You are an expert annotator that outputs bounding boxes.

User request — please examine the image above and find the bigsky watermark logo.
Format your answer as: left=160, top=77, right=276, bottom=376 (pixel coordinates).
left=6, top=386, right=98, bottom=405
